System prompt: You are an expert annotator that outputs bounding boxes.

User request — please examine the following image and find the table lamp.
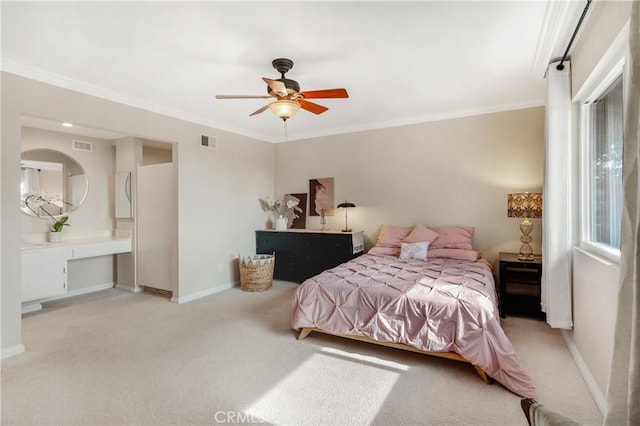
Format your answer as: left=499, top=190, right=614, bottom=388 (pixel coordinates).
left=337, top=201, right=356, bottom=232
left=507, top=192, right=543, bottom=261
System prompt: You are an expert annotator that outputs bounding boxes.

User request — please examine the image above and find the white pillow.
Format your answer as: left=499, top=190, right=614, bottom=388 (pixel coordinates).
left=399, top=241, right=429, bottom=260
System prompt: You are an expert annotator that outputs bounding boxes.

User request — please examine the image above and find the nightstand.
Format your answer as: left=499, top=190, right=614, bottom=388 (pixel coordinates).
left=498, top=252, right=544, bottom=319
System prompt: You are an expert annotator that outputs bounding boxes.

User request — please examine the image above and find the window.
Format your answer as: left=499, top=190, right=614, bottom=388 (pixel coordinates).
left=581, top=73, right=624, bottom=257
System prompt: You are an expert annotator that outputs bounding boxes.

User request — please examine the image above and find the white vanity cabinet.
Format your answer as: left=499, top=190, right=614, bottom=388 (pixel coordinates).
left=21, top=237, right=132, bottom=305
left=21, top=247, right=71, bottom=302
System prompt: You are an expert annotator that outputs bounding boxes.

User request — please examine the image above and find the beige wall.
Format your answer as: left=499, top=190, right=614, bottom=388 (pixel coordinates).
left=67, top=256, right=116, bottom=292
left=174, top=129, right=274, bottom=299
left=142, top=145, right=172, bottom=165
left=276, top=107, right=545, bottom=263
left=571, top=249, right=619, bottom=395
left=1, top=72, right=274, bottom=355
left=114, top=137, right=143, bottom=290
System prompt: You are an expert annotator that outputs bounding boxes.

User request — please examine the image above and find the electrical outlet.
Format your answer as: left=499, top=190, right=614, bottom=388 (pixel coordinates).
left=217, top=264, right=223, bottom=273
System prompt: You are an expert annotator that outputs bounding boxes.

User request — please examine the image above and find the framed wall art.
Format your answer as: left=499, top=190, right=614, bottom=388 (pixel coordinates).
left=283, top=193, right=307, bottom=229
left=309, top=177, right=334, bottom=216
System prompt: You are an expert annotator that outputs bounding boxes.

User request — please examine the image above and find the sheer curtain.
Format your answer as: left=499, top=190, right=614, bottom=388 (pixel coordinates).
left=542, top=60, right=574, bottom=329
left=604, top=1, right=640, bottom=423
left=20, top=167, right=40, bottom=197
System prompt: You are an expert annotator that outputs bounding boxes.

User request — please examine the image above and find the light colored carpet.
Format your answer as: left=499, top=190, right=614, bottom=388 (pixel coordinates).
left=1, top=282, right=602, bottom=425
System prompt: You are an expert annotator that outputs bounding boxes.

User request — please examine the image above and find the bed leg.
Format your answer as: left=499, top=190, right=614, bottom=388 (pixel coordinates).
left=298, top=328, right=313, bottom=340
left=473, top=365, right=493, bottom=384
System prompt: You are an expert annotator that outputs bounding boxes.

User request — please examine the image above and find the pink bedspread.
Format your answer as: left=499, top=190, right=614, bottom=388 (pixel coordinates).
left=290, top=253, right=536, bottom=398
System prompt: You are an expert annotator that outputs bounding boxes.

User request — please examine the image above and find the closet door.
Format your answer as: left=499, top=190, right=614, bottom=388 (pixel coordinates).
left=137, top=163, right=176, bottom=292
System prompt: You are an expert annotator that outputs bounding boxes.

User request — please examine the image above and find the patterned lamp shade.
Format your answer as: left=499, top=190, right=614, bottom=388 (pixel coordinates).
left=507, top=193, right=543, bottom=219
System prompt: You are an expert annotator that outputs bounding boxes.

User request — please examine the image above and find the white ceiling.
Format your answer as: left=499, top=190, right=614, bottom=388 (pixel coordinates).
left=1, top=1, right=583, bottom=143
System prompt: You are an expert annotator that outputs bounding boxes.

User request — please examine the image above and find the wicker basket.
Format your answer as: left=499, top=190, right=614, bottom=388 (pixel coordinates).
left=239, top=254, right=275, bottom=292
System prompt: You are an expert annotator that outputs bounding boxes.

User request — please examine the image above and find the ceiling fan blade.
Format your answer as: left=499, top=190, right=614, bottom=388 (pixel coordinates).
left=249, top=104, right=271, bottom=117
left=215, top=95, right=272, bottom=99
left=299, top=99, right=328, bottom=115
left=300, top=88, right=349, bottom=99
left=262, top=78, right=288, bottom=97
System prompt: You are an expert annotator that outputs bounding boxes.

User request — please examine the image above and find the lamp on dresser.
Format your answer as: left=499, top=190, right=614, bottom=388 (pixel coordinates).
left=507, top=192, right=543, bottom=261
left=337, top=201, right=356, bottom=232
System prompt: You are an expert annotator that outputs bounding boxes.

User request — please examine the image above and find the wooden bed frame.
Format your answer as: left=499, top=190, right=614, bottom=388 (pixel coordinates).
left=297, top=327, right=493, bottom=385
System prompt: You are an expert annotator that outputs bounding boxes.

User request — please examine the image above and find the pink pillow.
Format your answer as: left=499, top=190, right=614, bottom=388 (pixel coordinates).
left=375, top=225, right=411, bottom=248
left=368, top=246, right=401, bottom=257
left=428, top=226, right=474, bottom=250
left=402, top=224, right=440, bottom=244
left=429, top=248, right=480, bottom=261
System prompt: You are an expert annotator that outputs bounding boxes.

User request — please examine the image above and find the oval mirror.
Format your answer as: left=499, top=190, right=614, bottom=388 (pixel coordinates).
left=20, top=149, right=88, bottom=218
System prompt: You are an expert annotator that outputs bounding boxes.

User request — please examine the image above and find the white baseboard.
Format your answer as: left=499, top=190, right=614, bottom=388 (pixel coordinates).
left=1, top=344, right=26, bottom=359
left=115, top=283, right=142, bottom=293
left=21, top=283, right=117, bottom=315
left=21, top=303, right=43, bottom=314
left=48, top=282, right=116, bottom=301
left=561, top=330, right=606, bottom=415
left=170, top=281, right=238, bottom=304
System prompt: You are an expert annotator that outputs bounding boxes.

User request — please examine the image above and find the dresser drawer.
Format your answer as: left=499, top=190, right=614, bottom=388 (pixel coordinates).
left=256, top=230, right=363, bottom=283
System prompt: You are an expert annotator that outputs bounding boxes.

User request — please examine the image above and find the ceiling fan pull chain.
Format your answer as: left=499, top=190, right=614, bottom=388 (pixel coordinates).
left=284, top=120, right=288, bottom=141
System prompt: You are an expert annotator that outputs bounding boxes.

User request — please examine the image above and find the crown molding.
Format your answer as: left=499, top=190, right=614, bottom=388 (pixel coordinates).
left=0, top=59, right=272, bottom=142
left=531, top=0, right=594, bottom=79
left=1, top=59, right=545, bottom=144
left=284, top=99, right=545, bottom=143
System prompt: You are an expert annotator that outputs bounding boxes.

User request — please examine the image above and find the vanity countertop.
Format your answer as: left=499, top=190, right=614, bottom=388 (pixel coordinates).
left=21, top=235, right=132, bottom=258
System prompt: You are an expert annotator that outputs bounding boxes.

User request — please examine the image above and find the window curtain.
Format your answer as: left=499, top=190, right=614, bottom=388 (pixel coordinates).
left=604, top=1, right=640, bottom=423
left=542, top=60, right=574, bottom=329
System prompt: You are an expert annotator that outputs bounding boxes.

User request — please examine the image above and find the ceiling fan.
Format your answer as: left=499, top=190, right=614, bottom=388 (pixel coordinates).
left=215, top=58, right=349, bottom=121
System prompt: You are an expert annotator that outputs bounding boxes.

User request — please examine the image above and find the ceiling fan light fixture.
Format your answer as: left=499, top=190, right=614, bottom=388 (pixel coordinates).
left=216, top=58, right=347, bottom=120
left=268, top=100, right=300, bottom=120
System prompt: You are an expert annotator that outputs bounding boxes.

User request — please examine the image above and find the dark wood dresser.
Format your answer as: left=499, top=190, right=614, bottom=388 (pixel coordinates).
left=255, top=230, right=364, bottom=283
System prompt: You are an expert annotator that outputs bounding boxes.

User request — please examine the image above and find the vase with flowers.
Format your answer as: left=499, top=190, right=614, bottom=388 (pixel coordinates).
left=259, top=196, right=282, bottom=229
left=282, top=198, right=300, bottom=229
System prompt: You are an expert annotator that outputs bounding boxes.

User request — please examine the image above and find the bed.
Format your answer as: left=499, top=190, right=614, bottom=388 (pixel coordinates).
left=290, top=224, right=536, bottom=398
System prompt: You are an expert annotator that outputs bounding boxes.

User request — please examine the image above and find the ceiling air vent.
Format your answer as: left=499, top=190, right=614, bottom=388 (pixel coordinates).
left=201, top=134, right=217, bottom=149
left=72, top=139, right=93, bottom=152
